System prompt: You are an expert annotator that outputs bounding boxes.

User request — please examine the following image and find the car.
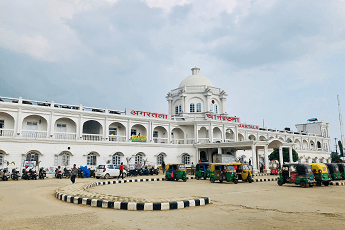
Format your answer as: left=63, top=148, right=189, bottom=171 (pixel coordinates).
left=95, top=164, right=126, bottom=179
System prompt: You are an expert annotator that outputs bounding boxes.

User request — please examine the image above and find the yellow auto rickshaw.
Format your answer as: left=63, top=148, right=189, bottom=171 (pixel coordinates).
left=209, top=163, right=238, bottom=183
left=229, top=162, right=253, bottom=183
left=307, top=163, right=331, bottom=186
left=165, top=163, right=188, bottom=182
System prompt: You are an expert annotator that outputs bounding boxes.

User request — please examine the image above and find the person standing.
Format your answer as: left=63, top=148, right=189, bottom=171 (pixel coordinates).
left=162, top=161, right=165, bottom=175
left=191, top=162, right=195, bottom=175
left=118, top=162, right=124, bottom=179
left=71, top=164, right=78, bottom=184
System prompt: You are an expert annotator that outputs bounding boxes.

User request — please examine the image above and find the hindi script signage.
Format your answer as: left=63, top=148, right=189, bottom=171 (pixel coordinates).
left=126, top=109, right=170, bottom=120
left=205, top=113, right=240, bottom=123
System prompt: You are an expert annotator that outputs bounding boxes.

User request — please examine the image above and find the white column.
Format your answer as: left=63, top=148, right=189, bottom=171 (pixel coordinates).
left=209, top=123, right=213, bottom=143
left=194, top=124, right=198, bottom=143
left=289, top=146, right=293, bottom=163
left=279, top=146, right=283, bottom=168
left=48, top=111, right=54, bottom=138
left=168, top=99, right=172, bottom=115
left=252, top=145, right=258, bottom=173
left=104, top=117, right=108, bottom=140
left=127, top=120, right=131, bottom=142
left=78, top=115, right=83, bottom=140
left=15, top=108, right=22, bottom=136
left=264, top=145, right=270, bottom=173
left=235, top=125, right=238, bottom=141
left=168, top=123, right=171, bottom=144
left=147, top=121, right=151, bottom=142
left=222, top=124, right=225, bottom=142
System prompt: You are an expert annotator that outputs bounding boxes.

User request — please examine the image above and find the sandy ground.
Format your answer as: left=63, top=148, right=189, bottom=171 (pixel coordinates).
left=1, top=175, right=345, bottom=230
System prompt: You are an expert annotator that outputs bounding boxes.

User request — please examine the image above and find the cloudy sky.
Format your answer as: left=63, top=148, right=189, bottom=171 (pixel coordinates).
left=1, top=0, right=345, bottom=151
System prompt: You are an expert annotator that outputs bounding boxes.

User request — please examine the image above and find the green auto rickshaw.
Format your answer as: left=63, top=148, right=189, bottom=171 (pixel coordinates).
left=165, top=163, right=187, bottom=182
left=307, top=163, right=330, bottom=186
left=337, top=163, right=345, bottom=179
left=209, top=163, right=238, bottom=184
left=324, top=163, right=342, bottom=180
left=195, top=162, right=210, bottom=180
left=277, top=163, right=316, bottom=188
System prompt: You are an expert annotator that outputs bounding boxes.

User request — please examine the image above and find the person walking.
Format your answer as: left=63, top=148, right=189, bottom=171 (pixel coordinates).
left=71, top=164, right=78, bottom=184
left=191, top=162, right=195, bottom=175
left=162, top=161, right=165, bottom=175
left=118, top=162, right=124, bottom=179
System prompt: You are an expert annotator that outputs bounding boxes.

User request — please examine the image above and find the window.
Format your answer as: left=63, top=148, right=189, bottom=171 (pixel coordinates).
left=210, top=104, right=213, bottom=111
left=87, top=153, right=97, bottom=166
left=135, top=153, right=143, bottom=165
left=182, top=154, right=190, bottom=165
left=179, top=105, right=182, bottom=113
left=60, top=152, right=70, bottom=166
left=175, top=106, right=178, bottom=115
left=196, top=103, right=201, bottom=112
left=157, top=153, right=164, bottom=165
left=324, top=143, right=328, bottom=152
left=57, top=124, right=67, bottom=132
left=215, top=105, right=218, bottom=113
left=112, top=153, right=121, bottom=165
left=0, top=153, right=3, bottom=166
left=109, top=127, right=117, bottom=135
left=131, top=129, right=137, bottom=136
left=26, top=152, right=39, bottom=162
left=190, top=103, right=195, bottom=113
left=0, top=120, right=4, bottom=129
left=27, top=122, right=38, bottom=130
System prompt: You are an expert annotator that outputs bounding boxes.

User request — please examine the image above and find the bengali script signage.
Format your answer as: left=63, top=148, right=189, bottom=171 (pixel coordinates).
left=205, top=113, right=240, bottom=123
left=238, top=124, right=259, bottom=130
left=126, top=109, right=170, bottom=120
left=132, top=135, right=147, bottom=142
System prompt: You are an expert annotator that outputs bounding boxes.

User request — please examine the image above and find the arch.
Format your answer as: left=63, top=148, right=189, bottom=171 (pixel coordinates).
left=109, top=122, right=126, bottom=141
left=268, top=140, right=284, bottom=149
left=0, top=150, right=9, bottom=155
left=54, top=117, right=77, bottom=140
left=112, top=152, right=123, bottom=165
left=286, top=138, right=293, bottom=143
left=83, top=120, right=103, bottom=134
left=87, top=152, right=98, bottom=166
left=171, top=127, right=185, bottom=144
left=317, top=141, right=321, bottom=149
left=310, top=140, right=315, bottom=150
left=213, top=127, right=222, bottom=142
left=131, top=124, right=147, bottom=137
left=198, top=127, right=209, bottom=137
left=294, top=139, right=301, bottom=150
left=248, top=134, right=256, bottom=141
left=225, top=128, right=234, bottom=140
left=153, top=126, right=168, bottom=143
left=57, top=151, right=72, bottom=166
left=259, top=136, right=266, bottom=141
left=135, top=152, right=145, bottom=165
left=279, top=137, right=284, bottom=142
left=181, top=153, right=190, bottom=165
left=0, top=112, right=15, bottom=131
left=22, top=115, right=48, bottom=138
left=24, top=150, right=41, bottom=166
left=303, top=140, right=308, bottom=150
left=238, top=133, right=244, bottom=141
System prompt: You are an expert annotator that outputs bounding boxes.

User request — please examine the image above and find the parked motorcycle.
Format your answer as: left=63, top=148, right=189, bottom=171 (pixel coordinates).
left=77, top=168, right=84, bottom=178
left=22, top=167, right=30, bottom=180
left=39, top=167, right=46, bottom=179
left=63, top=167, right=71, bottom=179
left=29, top=168, right=38, bottom=180
left=11, top=168, right=20, bottom=180
left=149, top=167, right=159, bottom=175
left=0, top=168, right=10, bottom=181
left=138, top=166, right=150, bottom=176
left=55, top=167, right=62, bottom=179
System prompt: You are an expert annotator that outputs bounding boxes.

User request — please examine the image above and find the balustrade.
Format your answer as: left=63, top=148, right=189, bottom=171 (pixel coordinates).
left=0, top=129, right=14, bottom=137
left=22, top=131, right=47, bottom=139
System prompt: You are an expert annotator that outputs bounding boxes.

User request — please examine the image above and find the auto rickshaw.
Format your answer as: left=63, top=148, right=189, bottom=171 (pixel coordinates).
left=307, top=163, right=331, bottom=186
left=277, top=163, right=316, bottom=188
left=324, top=163, right=342, bottom=180
left=229, top=162, right=253, bottom=183
left=195, top=162, right=210, bottom=180
left=270, top=160, right=279, bottom=175
left=336, top=163, right=345, bottom=179
left=209, top=163, right=238, bottom=183
left=165, top=163, right=187, bottom=182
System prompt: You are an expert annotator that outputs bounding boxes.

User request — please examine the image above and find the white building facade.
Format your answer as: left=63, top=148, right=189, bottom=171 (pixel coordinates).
left=0, top=68, right=331, bottom=173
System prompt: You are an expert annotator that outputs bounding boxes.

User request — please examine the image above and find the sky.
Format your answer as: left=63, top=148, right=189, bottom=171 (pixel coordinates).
left=1, top=0, right=345, bottom=151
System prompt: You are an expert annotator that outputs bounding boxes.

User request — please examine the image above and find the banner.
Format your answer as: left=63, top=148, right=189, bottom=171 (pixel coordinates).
left=205, top=113, right=240, bottom=123
left=126, top=109, right=170, bottom=120
left=132, top=135, right=147, bottom=142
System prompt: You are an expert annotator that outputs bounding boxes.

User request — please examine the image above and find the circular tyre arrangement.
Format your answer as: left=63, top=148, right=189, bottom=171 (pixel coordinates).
left=183, top=178, right=187, bottom=182
left=323, top=181, right=329, bottom=186
left=210, top=177, right=215, bottom=183
left=248, top=177, right=252, bottom=183
left=195, top=176, right=199, bottom=180
left=317, top=181, right=322, bottom=186
left=233, top=179, right=238, bottom=184
left=104, top=174, right=110, bottom=179
left=300, top=181, right=306, bottom=188
left=278, top=181, right=283, bottom=186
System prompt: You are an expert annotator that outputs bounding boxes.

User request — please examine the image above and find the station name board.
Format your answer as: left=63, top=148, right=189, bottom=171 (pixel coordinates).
left=132, top=135, right=147, bottom=142
left=205, top=113, right=240, bottom=123
left=238, top=124, right=259, bottom=130
left=126, top=109, right=171, bottom=120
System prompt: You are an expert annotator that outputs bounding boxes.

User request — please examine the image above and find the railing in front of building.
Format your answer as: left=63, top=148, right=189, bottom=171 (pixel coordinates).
left=108, top=135, right=126, bottom=142
left=82, top=134, right=103, bottom=141
left=0, top=129, right=14, bottom=137
left=198, top=138, right=209, bottom=144
left=171, top=139, right=185, bottom=144
left=213, top=138, right=222, bottom=143
left=54, top=132, right=77, bottom=140
left=22, top=131, right=47, bottom=139
left=153, top=137, right=168, bottom=143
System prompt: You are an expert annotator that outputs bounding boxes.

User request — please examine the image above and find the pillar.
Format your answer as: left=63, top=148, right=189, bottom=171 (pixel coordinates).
left=279, top=146, right=283, bottom=168
left=289, top=146, right=293, bottom=163
left=78, top=115, right=83, bottom=140
left=194, top=124, right=198, bottom=143
left=264, top=145, right=270, bottom=173
left=252, top=145, right=258, bottom=173
left=15, top=108, right=22, bottom=136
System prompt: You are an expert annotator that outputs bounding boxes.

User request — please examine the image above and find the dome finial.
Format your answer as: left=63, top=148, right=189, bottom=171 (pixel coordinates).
left=191, top=67, right=200, bottom=75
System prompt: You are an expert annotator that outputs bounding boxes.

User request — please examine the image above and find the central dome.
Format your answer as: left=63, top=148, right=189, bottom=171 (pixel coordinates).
left=178, top=67, right=214, bottom=88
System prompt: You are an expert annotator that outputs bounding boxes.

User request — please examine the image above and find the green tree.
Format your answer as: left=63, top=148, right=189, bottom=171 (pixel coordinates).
left=338, top=141, right=344, bottom=157
left=269, top=148, right=298, bottom=163
left=331, top=152, right=340, bottom=162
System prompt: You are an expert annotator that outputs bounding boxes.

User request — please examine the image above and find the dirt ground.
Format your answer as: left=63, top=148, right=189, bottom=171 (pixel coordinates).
left=1, top=175, right=345, bottom=230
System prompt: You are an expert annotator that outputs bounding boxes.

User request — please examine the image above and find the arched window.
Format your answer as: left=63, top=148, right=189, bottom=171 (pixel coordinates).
left=215, top=105, right=218, bottom=113
left=26, top=152, right=39, bottom=162
left=175, top=106, right=178, bottom=115
left=112, top=153, right=121, bottom=165
left=182, top=154, right=190, bottom=165
left=210, top=104, right=213, bottom=111
left=157, top=153, right=164, bottom=165
left=196, top=103, right=201, bottom=112
left=60, top=152, right=70, bottom=166
left=87, top=152, right=97, bottom=166
left=324, top=143, right=328, bottom=152
left=179, top=105, right=182, bottom=113
left=190, top=103, right=195, bottom=113
left=322, top=130, right=327, bottom=137
left=135, top=153, right=143, bottom=165
left=317, top=141, right=321, bottom=149
left=0, top=153, right=3, bottom=166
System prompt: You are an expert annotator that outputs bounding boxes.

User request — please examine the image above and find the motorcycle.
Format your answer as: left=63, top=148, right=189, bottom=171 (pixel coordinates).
left=149, top=167, right=159, bottom=175
left=22, top=167, right=30, bottom=180
left=11, top=168, right=20, bottom=180
left=39, top=167, right=46, bottom=179
left=77, top=168, right=84, bottom=178
left=63, top=167, right=71, bottom=179
left=0, top=168, right=10, bottom=181
left=29, top=168, right=38, bottom=180
left=55, top=168, right=62, bottom=179
left=138, top=166, right=150, bottom=176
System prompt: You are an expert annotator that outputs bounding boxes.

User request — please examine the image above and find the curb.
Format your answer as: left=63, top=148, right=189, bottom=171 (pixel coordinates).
left=55, top=177, right=210, bottom=211
left=330, top=181, right=345, bottom=186
left=252, top=178, right=278, bottom=182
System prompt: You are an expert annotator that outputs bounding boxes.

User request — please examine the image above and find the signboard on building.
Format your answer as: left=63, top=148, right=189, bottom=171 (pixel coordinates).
left=238, top=124, right=259, bottom=130
left=205, top=113, right=240, bottom=123
left=132, top=135, right=147, bottom=142
left=126, top=109, right=171, bottom=120
left=24, top=161, right=36, bottom=167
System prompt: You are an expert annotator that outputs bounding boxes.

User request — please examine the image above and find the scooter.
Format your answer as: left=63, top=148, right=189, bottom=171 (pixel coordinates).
left=0, top=168, right=10, bottom=181
left=55, top=168, right=62, bottom=179
left=77, top=168, right=84, bottom=178
left=22, top=167, right=30, bottom=180
left=39, top=167, right=46, bottom=179
left=11, top=168, right=20, bottom=180
left=63, top=167, right=71, bottom=179
left=30, top=168, right=38, bottom=180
